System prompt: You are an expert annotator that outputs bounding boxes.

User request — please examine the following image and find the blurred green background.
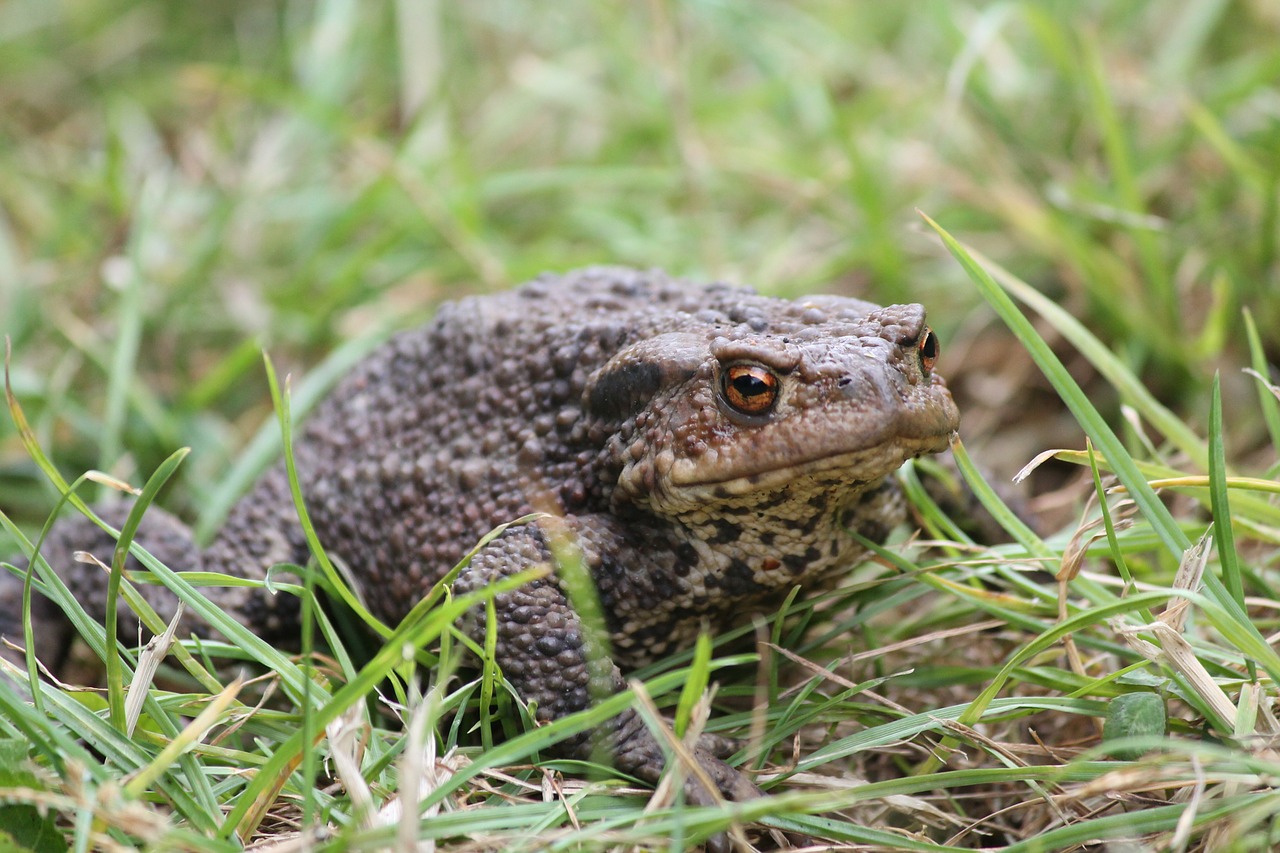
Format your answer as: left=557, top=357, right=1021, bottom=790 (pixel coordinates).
left=1, top=0, right=1277, bottom=530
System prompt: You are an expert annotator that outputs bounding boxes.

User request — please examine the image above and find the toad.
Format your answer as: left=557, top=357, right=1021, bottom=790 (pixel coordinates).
left=1, top=267, right=959, bottom=820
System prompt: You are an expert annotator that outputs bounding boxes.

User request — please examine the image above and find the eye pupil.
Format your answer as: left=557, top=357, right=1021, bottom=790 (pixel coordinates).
left=721, top=365, right=779, bottom=415
left=733, top=373, right=768, bottom=396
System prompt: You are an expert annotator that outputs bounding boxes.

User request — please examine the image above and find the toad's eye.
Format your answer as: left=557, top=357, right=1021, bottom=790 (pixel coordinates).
left=918, top=327, right=939, bottom=375
left=721, top=365, right=779, bottom=415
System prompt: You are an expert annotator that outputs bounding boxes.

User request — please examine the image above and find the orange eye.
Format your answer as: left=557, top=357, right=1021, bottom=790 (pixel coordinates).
left=918, top=328, right=938, bottom=375
left=721, top=365, right=779, bottom=415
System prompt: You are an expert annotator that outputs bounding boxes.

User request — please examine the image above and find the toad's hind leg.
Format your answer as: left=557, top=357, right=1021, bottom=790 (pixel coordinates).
left=0, top=503, right=205, bottom=669
left=0, top=466, right=308, bottom=671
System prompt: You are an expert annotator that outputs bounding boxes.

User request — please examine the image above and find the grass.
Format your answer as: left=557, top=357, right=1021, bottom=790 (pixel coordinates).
left=3, top=0, right=1280, bottom=850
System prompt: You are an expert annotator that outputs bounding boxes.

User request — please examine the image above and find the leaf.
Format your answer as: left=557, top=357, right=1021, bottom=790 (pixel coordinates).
left=0, top=739, right=66, bottom=853
left=1102, top=693, right=1167, bottom=760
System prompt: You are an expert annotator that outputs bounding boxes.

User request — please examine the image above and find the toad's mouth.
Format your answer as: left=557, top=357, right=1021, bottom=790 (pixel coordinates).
left=665, top=430, right=954, bottom=500
left=662, top=372, right=960, bottom=500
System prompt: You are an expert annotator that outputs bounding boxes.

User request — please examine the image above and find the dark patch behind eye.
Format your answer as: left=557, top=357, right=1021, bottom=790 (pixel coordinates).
left=588, top=360, right=691, bottom=420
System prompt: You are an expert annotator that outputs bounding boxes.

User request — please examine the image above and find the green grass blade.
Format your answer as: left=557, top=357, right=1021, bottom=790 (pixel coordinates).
left=948, top=436, right=1048, bottom=557
left=1243, top=308, right=1280, bottom=478
left=971, top=249, right=1206, bottom=467
left=922, top=212, right=1190, bottom=559
left=1207, top=373, right=1244, bottom=610
left=219, top=566, right=543, bottom=839
left=674, top=631, right=713, bottom=740
left=922, top=215, right=1280, bottom=689
left=104, top=447, right=189, bottom=730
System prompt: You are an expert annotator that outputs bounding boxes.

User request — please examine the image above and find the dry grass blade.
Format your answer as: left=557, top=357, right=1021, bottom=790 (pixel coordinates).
left=124, top=603, right=184, bottom=737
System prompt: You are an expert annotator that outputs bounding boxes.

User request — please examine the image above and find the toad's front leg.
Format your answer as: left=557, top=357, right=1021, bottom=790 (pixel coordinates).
left=452, top=523, right=761, bottom=808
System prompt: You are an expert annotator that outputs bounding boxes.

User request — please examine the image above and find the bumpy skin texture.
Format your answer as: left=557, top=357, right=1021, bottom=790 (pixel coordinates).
left=1, top=266, right=959, bottom=810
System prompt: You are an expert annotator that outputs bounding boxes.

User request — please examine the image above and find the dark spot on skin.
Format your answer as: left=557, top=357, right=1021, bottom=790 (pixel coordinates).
left=759, top=531, right=776, bottom=547
left=588, top=360, right=665, bottom=419
left=673, top=542, right=699, bottom=576
left=778, top=545, right=819, bottom=571
left=782, top=553, right=808, bottom=572
left=857, top=484, right=882, bottom=503
left=863, top=521, right=892, bottom=544
left=722, top=559, right=760, bottom=595
left=707, top=520, right=739, bottom=545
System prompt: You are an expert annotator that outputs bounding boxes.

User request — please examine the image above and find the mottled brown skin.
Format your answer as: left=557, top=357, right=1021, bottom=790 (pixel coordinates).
left=1, top=267, right=959, bottom=818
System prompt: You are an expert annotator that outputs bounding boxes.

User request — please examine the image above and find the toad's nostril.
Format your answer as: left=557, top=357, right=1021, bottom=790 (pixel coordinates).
left=837, top=374, right=869, bottom=400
